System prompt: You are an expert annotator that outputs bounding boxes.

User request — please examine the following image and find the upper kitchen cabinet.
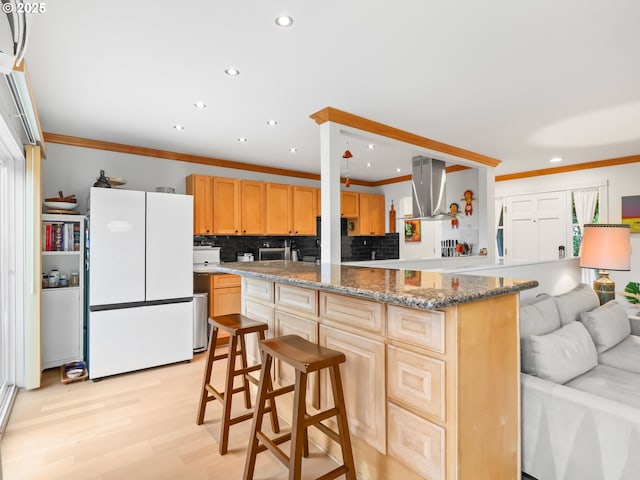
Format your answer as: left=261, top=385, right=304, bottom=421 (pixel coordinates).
left=213, top=177, right=241, bottom=234
left=186, top=174, right=214, bottom=234
left=240, top=180, right=266, bottom=234
left=341, top=191, right=359, bottom=218
left=265, top=183, right=293, bottom=235
left=292, top=186, right=319, bottom=235
left=359, top=193, right=385, bottom=235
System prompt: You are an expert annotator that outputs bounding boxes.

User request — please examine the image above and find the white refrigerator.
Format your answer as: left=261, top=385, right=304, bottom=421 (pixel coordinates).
left=88, top=187, right=194, bottom=379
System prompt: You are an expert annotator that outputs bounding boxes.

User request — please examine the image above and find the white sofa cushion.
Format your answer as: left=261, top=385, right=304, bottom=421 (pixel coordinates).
left=519, top=293, right=562, bottom=338
left=566, top=364, right=640, bottom=408
left=599, top=335, right=640, bottom=374
left=521, top=321, right=598, bottom=384
left=553, top=283, right=600, bottom=326
left=580, top=300, right=631, bottom=353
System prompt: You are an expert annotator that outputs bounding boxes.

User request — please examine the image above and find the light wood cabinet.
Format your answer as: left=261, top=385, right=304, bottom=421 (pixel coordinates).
left=359, top=193, right=385, bottom=235
left=213, top=177, right=241, bottom=234
left=291, top=186, right=318, bottom=235
left=186, top=174, right=214, bottom=234
left=319, top=324, right=386, bottom=453
left=340, top=191, right=359, bottom=218
left=265, top=183, right=293, bottom=235
left=240, top=180, right=265, bottom=234
left=238, top=279, right=520, bottom=479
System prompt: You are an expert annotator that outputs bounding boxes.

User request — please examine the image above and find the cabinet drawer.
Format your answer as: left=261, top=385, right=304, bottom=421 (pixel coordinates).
left=320, top=292, right=384, bottom=334
left=387, top=345, right=445, bottom=421
left=275, top=284, right=318, bottom=316
left=243, top=278, right=274, bottom=304
left=212, top=273, right=241, bottom=288
left=388, top=402, right=445, bottom=480
left=388, top=305, right=445, bottom=353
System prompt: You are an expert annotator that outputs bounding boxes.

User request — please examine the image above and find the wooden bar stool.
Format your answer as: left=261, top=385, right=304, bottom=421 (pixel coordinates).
left=196, top=313, right=280, bottom=455
left=243, top=334, right=356, bottom=480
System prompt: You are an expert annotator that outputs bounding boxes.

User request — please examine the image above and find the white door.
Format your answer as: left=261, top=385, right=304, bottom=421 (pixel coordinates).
left=145, top=192, right=193, bottom=301
left=89, top=188, right=146, bottom=306
left=505, top=191, right=567, bottom=263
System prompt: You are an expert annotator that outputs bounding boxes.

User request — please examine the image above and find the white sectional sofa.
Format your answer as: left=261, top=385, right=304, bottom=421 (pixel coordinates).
left=520, top=284, right=640, bottom=480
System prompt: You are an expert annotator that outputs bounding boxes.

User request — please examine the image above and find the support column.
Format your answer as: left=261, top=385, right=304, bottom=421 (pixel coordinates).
left=319, top=121, right=342, bottom=264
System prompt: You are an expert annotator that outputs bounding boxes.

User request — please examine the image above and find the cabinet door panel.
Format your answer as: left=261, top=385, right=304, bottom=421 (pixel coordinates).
left=275, top=284, right=318, bottom=316
left=292, top=186, right=318, bottom=235
left=319, top=292, right=384, bottom=334
left=212, top=286, right=241, bottom=317
left=244, top=300, right=275, bottom=376
left=241, top=180, right=265, bottom=234
left=388, top=402, right=445, bottom=480
left=319, top=324, right=386, bottom=453
left=340, top=191, right=359, bottom=218
left=275, top=311, right=319, bottom=407
left=186, top=175, right=213, bottom=234
left=388, top=305, right=445, bottom=353
left=388, top=345, right=445, bottom=421
left=213, top=177, right=240, bottom=234
left=42, top=288, right=82, bottom=368
left=265, top=183, right=293, bottom=235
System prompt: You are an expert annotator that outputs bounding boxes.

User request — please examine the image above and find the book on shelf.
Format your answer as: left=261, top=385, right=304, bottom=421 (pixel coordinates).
left=42, top=221, right=81, bottom=252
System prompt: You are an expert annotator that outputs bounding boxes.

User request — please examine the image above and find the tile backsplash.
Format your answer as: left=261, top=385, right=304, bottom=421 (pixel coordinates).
left=194, top=216, right=399, bottom=262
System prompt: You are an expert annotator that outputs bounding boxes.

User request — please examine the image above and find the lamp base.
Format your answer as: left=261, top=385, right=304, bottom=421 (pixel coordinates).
left=593, top=270, right=615, bottom=305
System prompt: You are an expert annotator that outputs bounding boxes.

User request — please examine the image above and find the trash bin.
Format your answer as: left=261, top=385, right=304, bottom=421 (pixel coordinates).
left=193, top=292, right=208, bottom=352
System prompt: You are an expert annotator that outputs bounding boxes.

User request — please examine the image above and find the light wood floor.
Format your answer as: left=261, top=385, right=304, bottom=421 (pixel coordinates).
left=1, top=350, right=345, bottom=480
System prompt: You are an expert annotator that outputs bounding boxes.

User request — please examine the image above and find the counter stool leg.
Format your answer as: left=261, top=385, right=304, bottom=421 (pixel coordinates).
left=289, top=369, right=308, bottom=480
left=196, top=325, right=219, bottom=425
left=239, top=334, right=252, bottom=409
left=219, top=334, right=239, bottom=455
left=243, top=353, right=273, bottom=480
left=259, top=330, right=281, bottom=434
left=330, top=364, right=356, bottom=480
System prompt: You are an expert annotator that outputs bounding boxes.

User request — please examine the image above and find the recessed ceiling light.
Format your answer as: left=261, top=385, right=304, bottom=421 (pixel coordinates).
left=237, top=137, right=247, bottom=143
left=367, top=144, right=375, bottom=149
left=549, top=156, right=563, bottom=163
left=267, top=120, right=278, bottom=126
left=289, top=147, right=297, bottom=153
left=225, top=67, right=240, bottom=76
left=193, top=101, right=207, bottom=109
left=396, top=168, right=401, bottom=172
left=173, top=124, right=184, bottom=130
left=275, top=15, right=293, bottom=27
left=366, top=162, right=372, bottom=167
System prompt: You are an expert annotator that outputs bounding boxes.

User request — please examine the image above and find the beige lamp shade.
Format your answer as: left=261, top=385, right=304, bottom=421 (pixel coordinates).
left=579, top=224, right=631, bottom=271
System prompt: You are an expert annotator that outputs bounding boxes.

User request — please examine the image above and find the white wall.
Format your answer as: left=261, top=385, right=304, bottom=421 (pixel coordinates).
left=379, top=168, right=484, bottom=259
left=41, top=143, right=324, bottom=214
left=495, top=162, right=640, bottom=303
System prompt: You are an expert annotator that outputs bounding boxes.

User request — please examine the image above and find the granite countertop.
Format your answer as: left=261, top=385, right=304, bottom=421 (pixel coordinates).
left=214, top=260, right=538, bottom=310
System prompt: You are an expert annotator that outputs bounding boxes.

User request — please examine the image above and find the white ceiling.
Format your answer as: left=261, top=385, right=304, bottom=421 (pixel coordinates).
left=24, top=0, right=640, bottom=182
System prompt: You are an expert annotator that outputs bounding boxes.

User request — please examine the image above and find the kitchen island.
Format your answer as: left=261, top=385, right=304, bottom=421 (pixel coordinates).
left=214, top=260, right=537, bottom=480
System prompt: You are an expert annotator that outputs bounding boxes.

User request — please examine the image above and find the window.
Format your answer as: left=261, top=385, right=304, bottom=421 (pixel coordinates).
left=571, top=190, right=600, bottom=257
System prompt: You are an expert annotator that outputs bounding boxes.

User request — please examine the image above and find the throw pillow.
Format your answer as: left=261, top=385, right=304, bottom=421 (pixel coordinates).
left=521, top=321, right=598, bottom=384
left=579, top=300, right=631, bottom=353
left=519, top=293, right=562, bottom=338
left=553, top=283, right=600, bottom=326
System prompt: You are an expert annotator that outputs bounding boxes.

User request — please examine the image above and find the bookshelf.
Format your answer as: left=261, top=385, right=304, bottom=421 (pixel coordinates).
left=41, top=213, right=85, bottom=369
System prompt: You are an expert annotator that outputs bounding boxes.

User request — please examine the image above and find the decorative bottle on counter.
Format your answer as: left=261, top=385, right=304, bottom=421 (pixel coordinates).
left=389, top=200, right=396, bottom=233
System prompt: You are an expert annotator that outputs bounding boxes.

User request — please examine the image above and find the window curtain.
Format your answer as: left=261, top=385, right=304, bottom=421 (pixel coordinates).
left=573, top=188, right=598, bottom=284
left=495, top=197, right=504, bottom=258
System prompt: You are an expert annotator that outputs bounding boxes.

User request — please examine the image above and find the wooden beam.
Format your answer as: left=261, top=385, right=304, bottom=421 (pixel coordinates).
left=495, top=155, right=640, bottom=182
left=309, top=107, right=501, bottom=168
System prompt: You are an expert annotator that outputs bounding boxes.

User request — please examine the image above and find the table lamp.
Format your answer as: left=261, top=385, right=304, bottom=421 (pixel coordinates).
left=579, top=224, right=631, bottom=305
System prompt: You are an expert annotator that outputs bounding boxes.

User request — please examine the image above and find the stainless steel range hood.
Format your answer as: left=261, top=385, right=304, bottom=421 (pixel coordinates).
left=411, top=155, right=448, bottom=219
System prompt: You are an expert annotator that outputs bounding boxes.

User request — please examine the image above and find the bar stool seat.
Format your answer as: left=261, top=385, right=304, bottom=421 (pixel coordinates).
left=243, top=334, right=356, bottom=480
left=196, top=313, right=279, bottom=455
